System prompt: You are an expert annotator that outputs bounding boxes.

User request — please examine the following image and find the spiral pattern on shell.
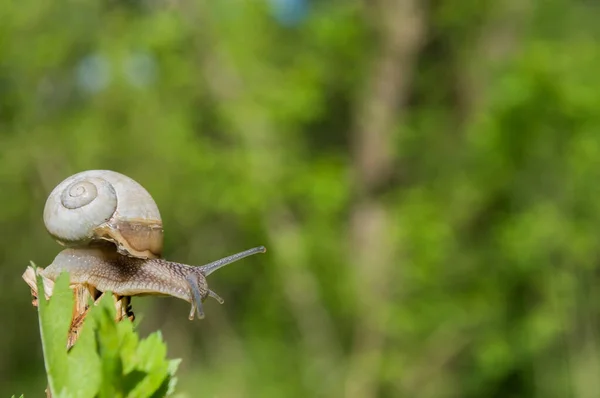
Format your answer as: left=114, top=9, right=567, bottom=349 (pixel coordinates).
left=44, top=174, right=119, bottom=245
left=61, top=180, right=100, bottom=209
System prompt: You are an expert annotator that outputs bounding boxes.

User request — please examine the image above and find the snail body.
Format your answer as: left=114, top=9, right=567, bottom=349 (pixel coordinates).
left=41, top=170, right=266, bottom=320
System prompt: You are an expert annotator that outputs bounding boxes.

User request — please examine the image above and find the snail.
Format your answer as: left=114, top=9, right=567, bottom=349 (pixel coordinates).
left=40, top=169, right=266, bottom=320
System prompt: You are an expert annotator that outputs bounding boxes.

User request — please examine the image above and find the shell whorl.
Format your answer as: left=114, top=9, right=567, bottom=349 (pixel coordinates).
left=43, top=170, right=164, bottom=259
left=44, top=175, right=118, bottom=244
left=61, top=179, right=106, bottom=209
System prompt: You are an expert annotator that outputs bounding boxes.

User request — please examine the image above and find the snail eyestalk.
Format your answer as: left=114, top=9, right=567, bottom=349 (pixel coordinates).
left=186, top=274, right=205, bottom=320
left=184, top=246, right=265, bottom=320
left=199, top=246, right=267, bottom=276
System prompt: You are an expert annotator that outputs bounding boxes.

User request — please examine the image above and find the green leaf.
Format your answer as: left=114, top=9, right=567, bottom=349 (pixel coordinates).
left=36, top=271, right=101, bottom=398
left=66, top=307, right=102, bottom=397
left=35, top=270, right=180, bottom=398
left=125, top=332, right=173, bottom=398
left=36, top=271, right=72, bottom=395
left=90, top=291, right=180, bottom=398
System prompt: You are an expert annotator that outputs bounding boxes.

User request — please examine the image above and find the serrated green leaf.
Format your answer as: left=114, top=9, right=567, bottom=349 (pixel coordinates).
left=94, top=295, right=127, bottom=398
left=66, top=306, right=102, bottom=397
left=87, top=291, right=180, bottom=398
left=36, top=272, right=74, bottom=396
left=36, top=272, right=102, bottom=398
left=116, top=316, right=141, bottom=375
left=125, top=332, right=171, bottom=397
left=166, top=359, right=182, bottom=396
left=35, top=271, right=180, bottom=398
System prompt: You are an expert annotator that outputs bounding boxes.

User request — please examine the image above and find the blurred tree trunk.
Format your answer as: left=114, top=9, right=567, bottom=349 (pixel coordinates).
left=345, top=0, right=425, bottom=397
left=457, top=0, right=532, bottom=123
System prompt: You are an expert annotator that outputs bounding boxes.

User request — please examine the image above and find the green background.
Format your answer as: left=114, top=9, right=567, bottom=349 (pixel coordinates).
left=2, top=1, right=600, bottom=397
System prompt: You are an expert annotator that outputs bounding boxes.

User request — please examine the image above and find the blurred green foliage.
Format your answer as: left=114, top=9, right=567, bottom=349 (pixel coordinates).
left=2, top=0, right=600, bottom=397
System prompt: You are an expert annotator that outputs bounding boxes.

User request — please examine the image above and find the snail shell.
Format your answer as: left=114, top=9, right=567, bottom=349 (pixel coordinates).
left=43, top=170, right=163, bottom=259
